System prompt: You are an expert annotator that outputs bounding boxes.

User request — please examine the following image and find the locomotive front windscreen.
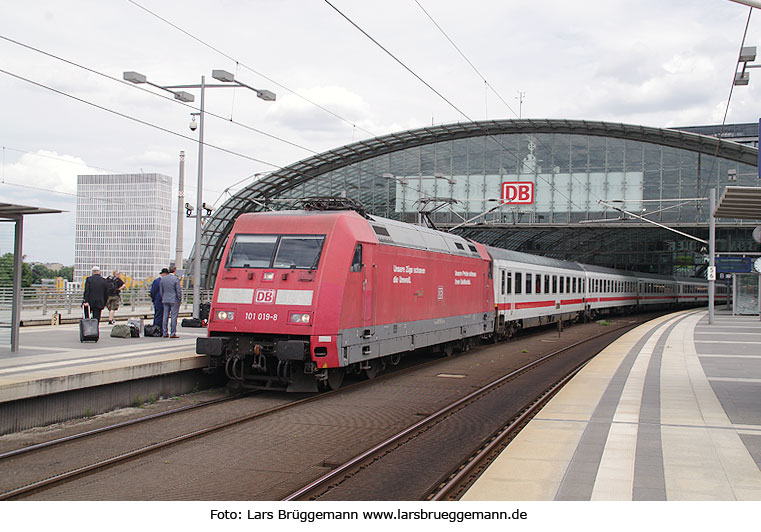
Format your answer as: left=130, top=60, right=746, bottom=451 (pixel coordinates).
left=227, top=234, right=325, bottom=269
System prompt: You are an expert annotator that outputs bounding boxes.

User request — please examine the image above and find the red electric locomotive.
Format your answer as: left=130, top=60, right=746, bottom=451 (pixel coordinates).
left=197, top=209, right=495, bottom=392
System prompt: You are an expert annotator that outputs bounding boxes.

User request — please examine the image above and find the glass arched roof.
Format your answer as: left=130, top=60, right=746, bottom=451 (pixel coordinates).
left=194, top=119, right=758, bottom=288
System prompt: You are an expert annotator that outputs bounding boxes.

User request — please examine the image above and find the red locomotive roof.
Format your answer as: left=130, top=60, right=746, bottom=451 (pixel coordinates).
left=232, top=210, right=378, bottom=243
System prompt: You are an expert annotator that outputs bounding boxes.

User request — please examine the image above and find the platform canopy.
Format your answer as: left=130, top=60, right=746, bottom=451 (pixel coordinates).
left=713, top=186, right=761, bottom=220
left=0, top=202, right=62, bottom=218
left=0, top=202, right=64, bottom=353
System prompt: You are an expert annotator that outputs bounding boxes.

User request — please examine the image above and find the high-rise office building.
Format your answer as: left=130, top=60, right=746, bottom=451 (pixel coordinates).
left=74, top=173, right=172, bottom=282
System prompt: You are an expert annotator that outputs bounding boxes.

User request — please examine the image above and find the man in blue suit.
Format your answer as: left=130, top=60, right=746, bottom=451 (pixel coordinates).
left=150, top=268, right=168, bottom=328
left=160, top=266, right=182, bottom=338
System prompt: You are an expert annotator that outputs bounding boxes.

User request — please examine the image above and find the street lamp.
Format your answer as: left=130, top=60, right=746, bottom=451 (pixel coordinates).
left=733, top=46, right=758, bottom=86
left=123, top=69, right=275, bottom=318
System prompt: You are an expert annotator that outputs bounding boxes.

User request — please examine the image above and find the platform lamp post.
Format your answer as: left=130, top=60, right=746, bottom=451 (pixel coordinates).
left=123, top=69, right=275, bottom=318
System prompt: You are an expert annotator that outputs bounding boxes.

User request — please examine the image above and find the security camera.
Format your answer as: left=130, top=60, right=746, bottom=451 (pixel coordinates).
left=189, top=117, right=198, bottom=131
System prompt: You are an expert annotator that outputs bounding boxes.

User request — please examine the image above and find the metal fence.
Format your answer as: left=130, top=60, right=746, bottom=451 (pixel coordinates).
left=0, top=287, right=213, bottom=316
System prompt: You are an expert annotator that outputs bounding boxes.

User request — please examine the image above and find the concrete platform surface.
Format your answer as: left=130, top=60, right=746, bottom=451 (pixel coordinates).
left=0, top=322, right=208, bottom=403
left=463, top=309, right=761, bottom=501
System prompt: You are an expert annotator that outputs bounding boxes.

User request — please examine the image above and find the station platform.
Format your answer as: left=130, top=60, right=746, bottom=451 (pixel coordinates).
left=0, top=322, right=208, bottom=403
left=463, top=308, right=761, bottom=501
left=0, top=317, right=211, bottom=434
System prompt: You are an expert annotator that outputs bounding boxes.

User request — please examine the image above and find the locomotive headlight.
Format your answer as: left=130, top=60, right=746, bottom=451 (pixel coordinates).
left=262, top=272, right=275, bottom=281
left=216, top=310, right=235, bottom=321
left=288, top=312, right=311, bottom=325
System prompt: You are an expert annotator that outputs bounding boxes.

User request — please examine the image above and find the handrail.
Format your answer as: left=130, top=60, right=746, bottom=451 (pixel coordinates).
left=0, top=287, right=214, bottom=315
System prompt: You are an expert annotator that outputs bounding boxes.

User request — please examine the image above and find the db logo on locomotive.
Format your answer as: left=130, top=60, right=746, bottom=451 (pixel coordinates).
left=255, top=289, right=275, bottom=304
left=501, top=182, right=534, bottom=205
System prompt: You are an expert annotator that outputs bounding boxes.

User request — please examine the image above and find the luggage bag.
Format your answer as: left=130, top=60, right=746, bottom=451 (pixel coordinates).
left=181, top=317, right=203, bottom=328
left=143, top=324, right=163, bottom=337
left=79, top=305, right=99, bottom=342
left=110, top=324, right=132, bottom=338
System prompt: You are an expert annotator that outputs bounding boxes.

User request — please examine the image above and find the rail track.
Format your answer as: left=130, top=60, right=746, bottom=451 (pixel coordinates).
left=2, top=314, right=659, bottom=500
left=284, top=316, right=651, bottom=501
left=0, top=340, right=477, bottom=500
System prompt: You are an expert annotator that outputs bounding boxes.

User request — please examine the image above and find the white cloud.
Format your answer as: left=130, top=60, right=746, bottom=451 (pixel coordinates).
left=4, top=150, right=105, bottom=195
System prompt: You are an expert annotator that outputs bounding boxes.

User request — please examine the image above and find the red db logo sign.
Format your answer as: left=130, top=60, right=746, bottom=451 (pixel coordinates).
left=255, top=289, right=275, bottom=304
left=501, top=182, right=534, bottom=204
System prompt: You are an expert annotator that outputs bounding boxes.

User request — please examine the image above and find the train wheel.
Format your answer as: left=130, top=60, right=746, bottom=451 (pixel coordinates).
left=389, top=353, right=402, bottom=366
left=325, top=368, right=345, bottom=390
left=364, top=360, right=380, bottom=379
left=442, top=343, right=454, bottom=357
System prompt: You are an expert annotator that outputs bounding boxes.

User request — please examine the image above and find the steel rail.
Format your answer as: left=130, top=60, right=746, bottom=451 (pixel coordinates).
left=428, top=363, right=585, bottom=500
left=0, top=349, right=449, bottom=500
left=428, top=311, right=697, bottom=500
left=0, top=394, right=242, bottom=461
left=282, top=312, right=676, bottom=501
left=281, top=319, right=645, bottom=501
left=0, top=392, right=321, bottom=500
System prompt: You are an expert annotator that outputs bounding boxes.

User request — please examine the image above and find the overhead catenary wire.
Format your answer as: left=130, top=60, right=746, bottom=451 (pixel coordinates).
left=697, top=6, right=753, bottom=206
left=0, top=34, right=318, bottom=157
left=411, top=0, right=614, bottom=215
left=0, top=67, right=441, bottom=213
left=0, top=67, right=281, bottom=168
left=324, top=0, right=587, bottom=213
left=413, top=0, right=520, bottom=118
left=125, top=0, right=377, bottom=138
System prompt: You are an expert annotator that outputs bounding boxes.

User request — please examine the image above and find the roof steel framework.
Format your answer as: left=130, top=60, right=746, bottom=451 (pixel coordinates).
left=193, top=119, right=759, bottom=289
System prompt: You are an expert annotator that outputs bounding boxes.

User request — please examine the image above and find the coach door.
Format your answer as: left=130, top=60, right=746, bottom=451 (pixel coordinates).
left=361, top=244, right=376, bottom=335
left=349, top=243, right=376, bottom=337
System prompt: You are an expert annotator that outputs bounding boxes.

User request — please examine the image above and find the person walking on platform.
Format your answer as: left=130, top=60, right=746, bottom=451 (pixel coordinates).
left=105, top=269, right=125, bottom=324
left=150, top=268, right=169, bottom=328
left=160, top=266, right=182, bottom=338
left=83, top=266, right=109, bottom=323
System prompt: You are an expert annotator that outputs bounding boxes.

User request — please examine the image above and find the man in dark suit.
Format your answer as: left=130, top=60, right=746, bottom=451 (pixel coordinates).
left=160, top=265, right=182, bottom=338
left=83, top=266, right=109, bottom=323
left=150, top=268, right=169, bottom=328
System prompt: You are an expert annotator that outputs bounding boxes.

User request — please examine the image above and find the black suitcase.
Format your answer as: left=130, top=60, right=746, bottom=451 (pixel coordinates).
left=80, top=305, right=99, bottom=342
left=181, top=317, right=204, bottom=328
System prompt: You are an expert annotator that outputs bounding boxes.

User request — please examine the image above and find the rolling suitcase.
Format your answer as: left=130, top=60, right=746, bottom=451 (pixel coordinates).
left=80, top=305, right=99, bottom=342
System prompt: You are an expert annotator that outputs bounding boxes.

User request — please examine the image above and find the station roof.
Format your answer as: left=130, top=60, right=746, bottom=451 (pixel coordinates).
left=0, top=202, right=63, bottom=219
left=196, top=119, right=760, bottom=289
left=713, top=186, right=761, bottom=220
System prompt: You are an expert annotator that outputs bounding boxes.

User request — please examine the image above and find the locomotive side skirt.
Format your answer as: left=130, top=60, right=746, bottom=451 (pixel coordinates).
left=337, top=311, right=495, bottom=365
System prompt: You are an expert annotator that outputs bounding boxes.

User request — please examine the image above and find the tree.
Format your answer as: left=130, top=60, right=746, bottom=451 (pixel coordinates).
left=0, top=253, right=34, bottom=288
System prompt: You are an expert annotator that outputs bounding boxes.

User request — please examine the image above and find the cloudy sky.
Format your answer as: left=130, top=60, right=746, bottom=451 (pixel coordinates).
left=1, top=0, right=760, bottom=264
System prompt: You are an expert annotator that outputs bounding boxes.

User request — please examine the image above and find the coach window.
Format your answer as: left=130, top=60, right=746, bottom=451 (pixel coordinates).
left=525, top=273, right=533, bottom=294
left=552, top=275, right=557, bottom=294
left=536, top=274, right=542, bottom=294
left=500, top=270, right=506, bottom=295
left=544, top=274, right=550, bottom=294
left=506, top=271, right=512, bottom=294
left=350, top=244, right=363, bottom=272
left=572, top=278, right=577, bottom=293
left=515, top=272, right=522, bottom=294
left=559, top=276, right=564, bottom=294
